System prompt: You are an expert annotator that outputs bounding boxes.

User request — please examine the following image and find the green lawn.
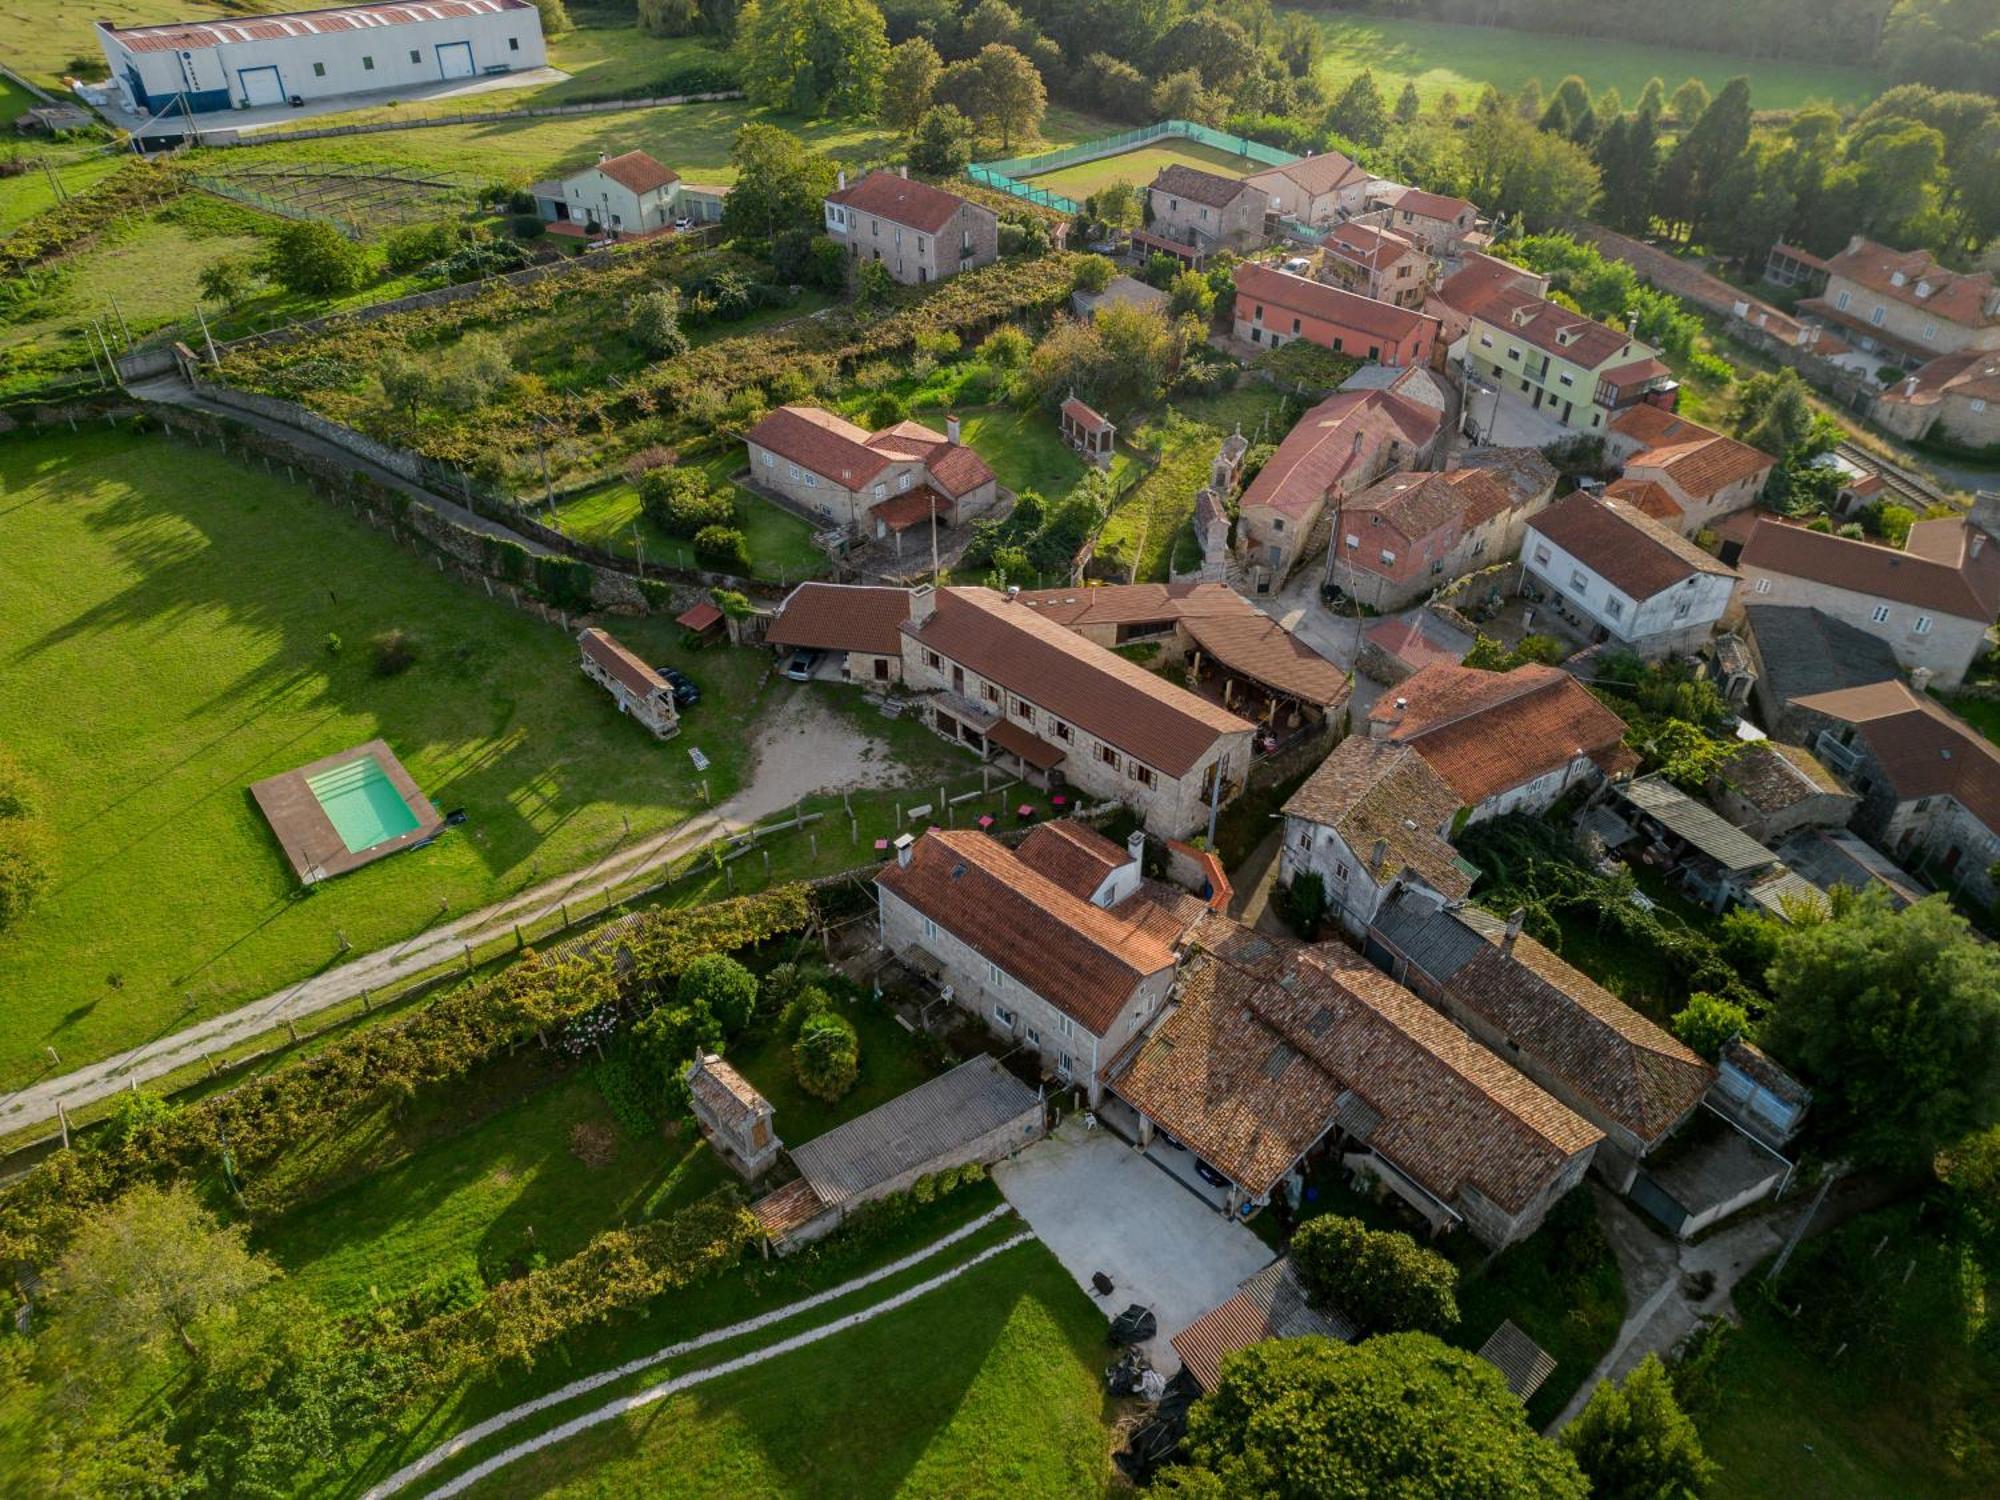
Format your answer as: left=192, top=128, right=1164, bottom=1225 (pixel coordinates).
left=550, top=470, right=828, bottom=585
left=460, top=1238, right=1116, bottom=1500
left=0, top=150, right=126, bottom=236
left=1017, top=138, right=1263, bottom=203
left=0, top=426, right=769, bottom=1086
left=1290, top=10, right=1886, bottom=112
left=1943, top=691, right=2000, bottom=750
left=0, top=75, right=41, bottom=125
left=953, top=406, right=1093, bottom=498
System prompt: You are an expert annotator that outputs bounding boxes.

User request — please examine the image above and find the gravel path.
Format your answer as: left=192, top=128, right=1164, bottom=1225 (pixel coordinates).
left=365, top=1206, right=1018, bottom=1498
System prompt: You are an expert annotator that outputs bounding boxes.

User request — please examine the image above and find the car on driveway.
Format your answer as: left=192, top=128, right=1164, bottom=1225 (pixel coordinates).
left=784, top=649, right=823, bottom=682
left=656, top=664, right=700, bottom=709
left=1192, top=1159, right=1232, bottom=1190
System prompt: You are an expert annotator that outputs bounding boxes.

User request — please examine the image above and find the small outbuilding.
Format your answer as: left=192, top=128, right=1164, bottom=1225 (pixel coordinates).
left=686, top=1051, right=781, bottom=1179
left=578, top=626, right=679, bottom=740
left=1060, top=395, right=1116, bottom=468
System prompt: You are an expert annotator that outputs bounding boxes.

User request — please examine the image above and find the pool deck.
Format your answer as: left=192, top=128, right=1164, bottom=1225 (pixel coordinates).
left=249, top=738, right=444, bottom=885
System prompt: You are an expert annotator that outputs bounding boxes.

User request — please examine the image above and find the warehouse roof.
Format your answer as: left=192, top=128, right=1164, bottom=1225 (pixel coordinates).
left=101, top=0, right=532, bottom=50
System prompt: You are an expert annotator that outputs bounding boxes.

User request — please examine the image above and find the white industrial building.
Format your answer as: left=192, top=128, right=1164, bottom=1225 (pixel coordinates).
left=95, top=0, right=546, bottom=117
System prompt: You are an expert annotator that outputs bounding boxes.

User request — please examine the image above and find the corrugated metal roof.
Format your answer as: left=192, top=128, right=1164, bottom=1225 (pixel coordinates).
left=788, top=1055, right=1039, bottom=1208
left=1619, top=776, right=1779, bottom=872
left=105, top=0, right=529, bottom=52
left=1477, top=1319, right=1558, bottom=1399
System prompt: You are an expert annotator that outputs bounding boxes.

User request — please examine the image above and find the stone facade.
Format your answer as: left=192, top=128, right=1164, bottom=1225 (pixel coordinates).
left=1733, top=567, right=1991, bottom=689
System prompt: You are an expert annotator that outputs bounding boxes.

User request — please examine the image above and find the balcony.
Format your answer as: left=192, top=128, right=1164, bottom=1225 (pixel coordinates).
left=1594, top=355, right=1677, bottom=410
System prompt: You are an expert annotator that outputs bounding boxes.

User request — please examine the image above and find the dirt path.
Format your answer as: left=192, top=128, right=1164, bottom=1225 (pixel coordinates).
left=0, top=685, right=905, bottom=1138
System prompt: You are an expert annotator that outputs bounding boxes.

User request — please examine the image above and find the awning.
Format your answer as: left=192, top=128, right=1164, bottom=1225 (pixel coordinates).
left=675, top=601, right=724, bottom=633
left=872, top=487, right=949, bottom=533
left=987, top=718, right=1066, bottom=771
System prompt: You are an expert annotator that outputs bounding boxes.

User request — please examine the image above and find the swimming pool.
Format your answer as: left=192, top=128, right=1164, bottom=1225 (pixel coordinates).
left=307, top=754, right=422, bottom=854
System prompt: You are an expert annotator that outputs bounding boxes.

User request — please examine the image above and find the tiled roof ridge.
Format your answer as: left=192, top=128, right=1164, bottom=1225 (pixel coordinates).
left=921, top=828, right=1175, bottom=967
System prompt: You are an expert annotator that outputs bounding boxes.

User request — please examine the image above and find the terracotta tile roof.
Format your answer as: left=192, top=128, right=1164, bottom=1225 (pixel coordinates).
left=1344, top=468, right=1513, bottom=545
left=1234, top=262, right=1439, bottom=344
left=1394, top=189, right=1476, bottom=223
left=1249, top=151, right=1370, bottom=199
left=871, top=487, right=950, bottom=531
left=675, top=601, right=724, bottom=632
left=906, top=588, right=1252, bottom=778
left=750, top=1177, right=826, bottom=1237
left=1623, top=433, right=1773, bottom=502
left=687, top=1054, right=767, bottom=1129
left=986, top=717, right=1065, bottom=770
left=924, top=441, right=996, bottom=498
left=875, top=829, right=1179, bottom=1035
left=1433, top=253, right=1540, bottom=319
left=1448, top=446, right=1557, bottom=507
left=1363, top=615, right=1464, bottom=673
left=1182, top=613, right=1350, bottom=709
left=1609, top=405, right=1717, bottom=449
left=1739, top=515, right=2000, bottom=620
left=1791, top=679, right=2000, bottom=829
left=1476, top=289, right=1646, bottom=372
left=1173, top=1257, right=1354, bottom=1390
left=103, top=0, right=530, bottom=50
left=826, top=170, right=977, bottom=235
left=1059, top=395, right=1112, bottom=432
left=1823, top=237, right=1999, bottom=330
left=1712, top=740, right=1848, bottom=814
left=1324, top=220, right=1421, bottom=272
left=1112, top=880, right=1212, bottom=946
left=1603, top=476, right=1684, bottom=524
left=1387, top=898, right=1712, bottom=1144
left=593, top=150, right=678, bottom=197
left=1282, top=737, right=1474, bottom=899
left=1599, top=355, right=1672, bottom=388
left=1879, top=350, right=2000, bottom=409
left=766, top=582, right=911, bottom=656
left=747, top=405, right=894, bottom=488
left=1014, top=581, right=1247, bottom=629
left=1368, top=663, right=1634, bottom=807
left=1239, top=390, right=1442, bottom=521
left=578, top=627, right=669, bottom=701
left=1015, top=821, right=1130, bottom=899
left=1151, top=163, right=1258, bottom=208
left=1530, top=493, right=1736, bottom=599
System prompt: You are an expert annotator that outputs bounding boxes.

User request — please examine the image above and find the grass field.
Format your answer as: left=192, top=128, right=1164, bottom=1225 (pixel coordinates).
left=1016, top=138, right=1263, bottom=204
left=0, top=426, right=768, bottom=1087
left=1293, top=10, right=1886, bottom=113
left=0, top=151, right=127, bottom=236
left=459, top=1237, right=1116, bottom=1500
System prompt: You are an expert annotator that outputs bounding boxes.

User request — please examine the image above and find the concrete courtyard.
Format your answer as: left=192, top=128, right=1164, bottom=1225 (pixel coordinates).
left=992, top=1118, right=1274, bottom=1372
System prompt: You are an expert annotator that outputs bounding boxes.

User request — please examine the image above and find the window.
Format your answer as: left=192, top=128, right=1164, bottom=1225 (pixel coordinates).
left=1872, top=605, right=1891, bottom=623
left=1099, top=744, right=1120, bottom=771
left=1923, top=321, right=1937, bottom=342
left=1605, top=595, right=1624, bottom=619
left=1472, top=536, right=1487, bottom=556
left=1058, top=1014, right=1074, bottom=1038
left=1253, top=303, right=1263, bottom=322
left=1025, top=1026, right=1040, bottom=1046
left=1870, top=306, right=1887, bottom=326
left=1273, top=518, right=1285, bottom=533
left=313, top=61, right=326, bottom=77
left=923, top=917, right=937, bottom=939
left=363, top=54, right=374, bottom=69
left=1478, top=334, right=1493, bottom=349
left=899, top=472, right=913, bottom=491
left=509, top=36, right=520, bottom=50
left=787, top=463, right=800, bottom=480
left=1199, top=207, right=1209, bottom=222
left=1292, top=318, right=1302, bottom=335
left=986, top=961, right=1003, bottom=987
left=1533, top=544, right=1551, bottom=565
left=1431, top=559, right=1444, bottom=575
left=761, top=451, right=774, bottom=468
left=1754, top=577, right=1771, bottom=594
left=1972, top=399, right=1988, bottom=414
left=1569, top=569, right=1589, bottom=593
left=1295, top=830, right=1310, bottom=850
left=873, top=483, right=885, bottom=499
left=1558, top=372, right=1573, bottom=387
left=1368, top=345, right=1380, bottom=361
left=1507, top=348, right=1520, bottom=362
left=924, top=650, right=941, bottom=670
left=1835, top=290, right=1851, bottom=311
left=411, top=49, right=421, bottom=62
left=1379, top=548, right=1396, bottom=565
left=1011, top=697, right=1033, bottom=721
left=1132, top=764, right=1155, bottom=788
left=803, top=473, right=817, bottom=488
left=1053, top=721, right=1072, bottom=742
left=1249, top=328, right=1263, bottom=344
left=1674, top=599, right=1692, bottom=619
left=1334, top=861, right=1349, bottom=881
left=1915, top=615, right=1933, bottom=634
left=917, top=236, right=926, bottom=254
left=1056, top=1053, right=1075, bottom=1078
left=1345, top=532, right=1360, bottom=549
left=992, top=1003, right=1017, bottom=1029
left=983, top=684, right=1000, bottom=704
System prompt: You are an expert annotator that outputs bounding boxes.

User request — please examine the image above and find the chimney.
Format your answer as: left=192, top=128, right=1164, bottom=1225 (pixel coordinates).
left=893, top=832, right=915, bottom=868
left=1905, top=375, right=1919, bottom=397
left=1127, top=830, right=1146, bottom=867
left=837, top=168, right=847, bottom=191
left=909, top=582, right=937, bottom=626
left=1006, top=584, right=1021, bottom=600
left=1502, top=907, right=1525, bottom=954
left=1369, top=837, right=1389, bottom=873
left=945, top=412, right=961, bottom=444
left=1910, top=665, right=1934, bottom=696
left=900, top=164, right=908, bottom=179
left=598, top=151, right=608, bottom=162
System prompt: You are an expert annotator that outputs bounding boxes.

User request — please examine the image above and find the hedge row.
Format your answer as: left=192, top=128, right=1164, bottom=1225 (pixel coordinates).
left=0, top=887, right=811, bottom=1270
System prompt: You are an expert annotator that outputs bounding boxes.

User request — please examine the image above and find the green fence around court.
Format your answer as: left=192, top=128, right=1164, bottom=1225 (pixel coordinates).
left=968, top=119, right=1301, bottom=215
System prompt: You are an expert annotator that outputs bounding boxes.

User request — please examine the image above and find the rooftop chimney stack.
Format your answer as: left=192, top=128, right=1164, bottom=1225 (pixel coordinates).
left=1127, top=830, right=1146, bottom=867
left=909, top=583, right=938, bottom=626
left=900, top=164, right=908, bottom=179
left=1370, top=837, right=1389, bottom=873
left=837, top=168, right=847, bottom=191
left=946, top=413, right=961, bottom=444
left=1503, top=907, right=1525, bottom=953
left=894, top=832, right=915, bottom=868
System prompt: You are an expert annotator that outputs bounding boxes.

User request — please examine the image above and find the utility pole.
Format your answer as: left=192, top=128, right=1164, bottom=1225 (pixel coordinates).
left=1767, top=1162, right=1843, bottom=1286
left=930, top=492, right=940, bottom=584
left=533, top=418, right=554, bottom=511
left=194, top=301, right=218, bottom=365
left=108, top=296, right=133, bottom=348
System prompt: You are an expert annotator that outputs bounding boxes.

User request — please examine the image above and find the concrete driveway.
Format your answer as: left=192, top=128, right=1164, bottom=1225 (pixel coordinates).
left=993, top=1119, right=1274, bottom=1372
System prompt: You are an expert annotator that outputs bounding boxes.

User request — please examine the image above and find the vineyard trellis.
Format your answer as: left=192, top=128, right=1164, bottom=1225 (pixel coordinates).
left=191, top=163, right=473, bottom=238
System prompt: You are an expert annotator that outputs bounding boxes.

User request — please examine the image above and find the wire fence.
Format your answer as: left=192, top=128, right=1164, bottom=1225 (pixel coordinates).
left=970, top=119, right=1303, bottom=215
left=191, top=164, right=472, bottom=239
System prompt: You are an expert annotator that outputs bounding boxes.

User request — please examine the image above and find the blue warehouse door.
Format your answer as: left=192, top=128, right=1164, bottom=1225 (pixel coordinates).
left=238, top=65, right=284, bottom=107
left=436, top=42, right=475, bottom=79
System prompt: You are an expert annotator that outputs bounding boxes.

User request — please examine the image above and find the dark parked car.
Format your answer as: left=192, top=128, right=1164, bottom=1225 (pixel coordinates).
left=1192, top=1159, right=1231, bottom=1190
left=656, top=664, right=700, bottom=709
left=1319, top=581, right=1346, bottom=606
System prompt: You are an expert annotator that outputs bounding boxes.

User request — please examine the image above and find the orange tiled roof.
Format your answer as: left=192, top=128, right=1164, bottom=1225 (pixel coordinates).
left=1239, top=389, right=1443, bottom=521
left=595, top=150, right=678, bottom=196
left=1282, top=737, right=1474, bottom=900
left=1823, top=237, right=1998, bottom=330
left=766, top=582, right=912, bottom=656
left=1624, top=433, right=1773, bottom=502
left=1739, top=514, right=2000, bottom=620
left=1529, top=492, right=1736, bottom=599
left=1603, top=476, right=1684, bottom=524
left=579, top=627, right=669, bottom=701
left=1790, top=679, right=2000, bottom=830
left=1235, top=262, right=1440, bottom=344
left=1015, top=820, right=1130, bottom=899
left=827, top=170, right=978, bottom=234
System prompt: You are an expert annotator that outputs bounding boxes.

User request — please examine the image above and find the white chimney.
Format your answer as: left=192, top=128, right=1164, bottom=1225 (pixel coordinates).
left=946, top=413, right=961, bottom=444
left=909, top=583, right=937, bottom=626
left=837, top=168, right=847, bottom=191
left=894, top=832, right=915, bottom=868
left=1503, top=907, right=1525, bottom=953
left=900, top=164, right=908, bottom=179
left=1910, top=665, right=1934, bottom=695
left=1127, top=830, right=1146, bottom=866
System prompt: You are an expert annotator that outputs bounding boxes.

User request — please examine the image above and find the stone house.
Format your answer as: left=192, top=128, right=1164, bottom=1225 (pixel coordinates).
left=1705, top=740, right=1859, bottom=844
left=874, top=824, right=1201, bottom=1102
left=1523, top=493, right=1739, bottom=657
left=577, top=627, right=678, bottom=739
left=686, top=1052, right=780, bottom=1179
left=1603, top=405, right=1775, bottom=537
left=763, top=581, right=913, bottom=687
left=1326, top=466, right=1534, bottom=611
left=1146, top=164, right=1268, bottom=257
left=1243, top=151, right=1372, bottom=226
left=1236, top=388, right=1444, bottom=583
left=1367, top=887, right=1713, bottom=1194
left=1739, top=604, right=1903, bottom=741
left=1382, top=189, right=1479, bottom=254
left=823, top=168, right=999, bottom=284
left=1799, top=237, right=2000, bottom=371
left=1233, top=262, right=1440, bottom=369
left=897, top=586, right=1256, bottom=837
left=1732, top=503, right=2000, bottom=688
left=1874, top=351, right=2000, bottom=450
left=1319, top=220, right=1432, bottom=308
left=1787, top=679, right=2000, bottom=911
left=743, top=405, right=997, bottom=535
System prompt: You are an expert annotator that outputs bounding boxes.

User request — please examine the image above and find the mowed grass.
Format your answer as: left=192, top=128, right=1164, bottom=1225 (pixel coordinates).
left=459, top=1238, right=1116, bottom=1500
left=551, top=477, right=829, bottom=585
left=1016, top=138, right=1262, bottom=204
left=0, top=150, right=127, bottom=236
left=0, top=426, right=767, bottom=1086
left=1292, top=10, right=1886, bottom=112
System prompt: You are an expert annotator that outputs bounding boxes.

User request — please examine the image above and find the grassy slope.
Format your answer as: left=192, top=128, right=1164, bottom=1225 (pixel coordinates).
left=0, top=426, right=766, bottom=1086
left=0, top=152, right=127, bottom=236
left=1293, top=9, right=1885, bottom=111
left=460, top=1238, right=1115, bottom=1500
left=1018, top=138, right=1263, bottom=202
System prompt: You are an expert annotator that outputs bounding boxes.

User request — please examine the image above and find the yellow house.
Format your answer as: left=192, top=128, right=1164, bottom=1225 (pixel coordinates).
left=1466, top=290, right=1671, bottom=435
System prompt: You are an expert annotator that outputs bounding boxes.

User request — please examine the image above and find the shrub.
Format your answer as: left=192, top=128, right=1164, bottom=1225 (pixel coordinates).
left=369, top=628, right=419, bottom=677
left=781, top=983, right=833, bottom=1038
left=381, top=221, right=464, bottom=275
left=629, top=287, right=689, bottom=358
left=1671, top=991, right=1751, bottom=1060
left=590, top=1039, right=664, bottom=1136
left=512, top=214, right=546, bottom=240
left=865, top=391, right=909, bottom=427
left=1277, top=872, right=1327, bottom=939
left=639, top=467, right=734, bottom=537
left=1291, top=1214, right=1460, bottom=1335
left=692, top=525, right=751, bottom=570
left=0, top=792, right=55, bottom=935
left=264, top=220, right=369, bottom=296
left=794, top=1011, right=860, bottom=1101
left=1071, top=255, right=1115, bottom=294
left=677, top=953, right=759, bottom=1038
left=978, top=326, right=1032, bottom=369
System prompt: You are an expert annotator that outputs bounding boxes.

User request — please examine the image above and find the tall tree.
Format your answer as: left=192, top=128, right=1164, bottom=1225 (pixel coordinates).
left=1290, top=1215, right=1459, bottom=1335
left=1635, top=76, right=1667, bottom=123
left=1669, top=76, right=1710, bottom=128
left=1462, top=109, right=1601, bottom=230
left=907, top=103, right=975, bottom=175
left=1595, top=113, right=1660, bottom=233
left=1151, top=12, right=1259, bottom=93
left=959, top=0, right=1030, bottom=52
left=1659, top=76, right=1753, bottom=239
left=880, top=37, right=942, bottom=131
left=734, top=0, right=890, bottom=118
left=1171, top=1335, right=1588, bottom=1499
left=1563, top=1355, right=1716, bottom=1500
left=1326, top=69, right=1389, bottom=147
left=1152, top=69, right=1225, bottom=127
left=1764, top=893, right=2000, bottom=1166
left=720, top=123, right=839, bottom=239
left=1394, top=80, right=1422, bottom=124
left=939, top=42, right=1046, bottom=149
